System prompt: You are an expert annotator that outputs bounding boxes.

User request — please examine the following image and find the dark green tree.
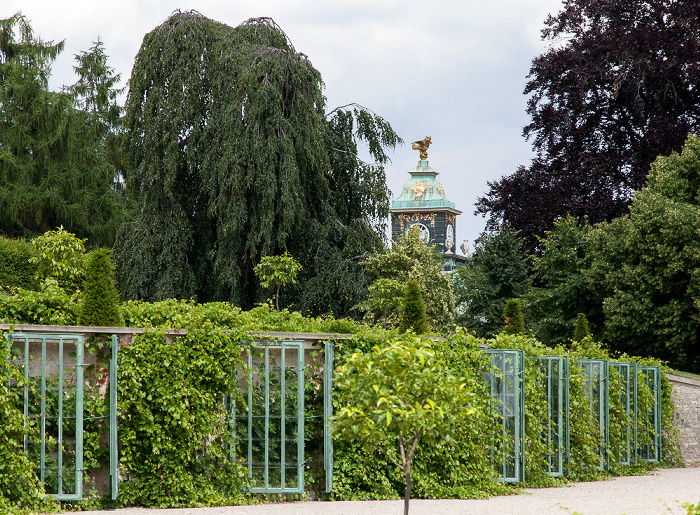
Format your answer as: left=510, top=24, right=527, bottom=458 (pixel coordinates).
left=572, top=313, right=591, bottom=342
left=399, top=280, right=428, bottom=335
left=589, top=134, right=700, bottom=372
left=502, top=298, right=525, bottom=335
left=0, top=14, right=124, bottom=245
left=525, top=215, right=601, bottom=347
left=78, top=248, right=123, bottom=327
left=452, top=227, right=530, bottom=337
left=114, top=12, right=400, bottom=314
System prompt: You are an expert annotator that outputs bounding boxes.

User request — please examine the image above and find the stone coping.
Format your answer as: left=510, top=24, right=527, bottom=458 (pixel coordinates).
left=0, top=323, right=352, bottom=348
left=666, top=373, right=700, bottom=388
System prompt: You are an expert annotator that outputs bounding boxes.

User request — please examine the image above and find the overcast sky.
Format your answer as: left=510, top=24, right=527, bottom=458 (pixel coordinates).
left=5, top=0, right=564, bottom=249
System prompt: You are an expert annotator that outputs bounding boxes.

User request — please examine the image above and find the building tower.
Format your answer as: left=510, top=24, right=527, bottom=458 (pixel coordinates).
left=390, top=137, right=466, bottom=271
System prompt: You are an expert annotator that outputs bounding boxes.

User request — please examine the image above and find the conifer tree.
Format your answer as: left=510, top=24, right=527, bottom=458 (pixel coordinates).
left=0, top=14, right=124, bottom=244
left=78, top=248, right=122, bottom=327
left=502, top=298, right=525, bottom=335
left=399, top=280, right=428, bottom=335
left=572, top=312, right=591, bottom=342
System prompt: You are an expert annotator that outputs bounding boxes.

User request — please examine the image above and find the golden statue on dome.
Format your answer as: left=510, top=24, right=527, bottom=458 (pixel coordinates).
left=411, top=136, right=432, bottom=160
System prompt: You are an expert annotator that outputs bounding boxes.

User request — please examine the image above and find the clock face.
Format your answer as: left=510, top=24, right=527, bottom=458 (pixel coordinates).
left=410, top=223, right=431, bottom=242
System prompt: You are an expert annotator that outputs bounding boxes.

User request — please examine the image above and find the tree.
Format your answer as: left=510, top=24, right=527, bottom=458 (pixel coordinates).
left=355, top=278, right=404, bottom=329
left=30, top=227, right=87, bottom=292
left=0, top=14, right=124, bottom=245
left=525, top=215, right=602, bottom=347
left=452, top=227, right=530, bottom=338
left=114, top=12, right=400, bottom=312
left=399, top=280, right=428, bottom=334
left=476, top=0, right=700, bottom=250
left=78, top=248, right=122, bottom=327
left=588, top=134, right=700, bottom=372
left=253, top=252, right=302, bottom=311
left=572, top=313, right=591, bottom=342
left=333, top=337, right=476, bottom=515
left=361, top=227, right=456, bottom=333
left=502, top=299, right=525, bottom=335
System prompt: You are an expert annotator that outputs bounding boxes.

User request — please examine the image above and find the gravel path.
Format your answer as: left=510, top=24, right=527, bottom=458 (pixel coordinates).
left=82, top=467, right=700, bottom=515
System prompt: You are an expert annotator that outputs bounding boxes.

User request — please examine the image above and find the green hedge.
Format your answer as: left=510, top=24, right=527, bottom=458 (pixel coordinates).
left=0, top=237, right=38, bottom=291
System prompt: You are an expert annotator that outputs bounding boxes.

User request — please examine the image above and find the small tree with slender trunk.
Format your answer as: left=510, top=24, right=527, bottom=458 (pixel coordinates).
left=333, top=336, right=476, bottom=515
left=253, top=252, right=302, bottom=311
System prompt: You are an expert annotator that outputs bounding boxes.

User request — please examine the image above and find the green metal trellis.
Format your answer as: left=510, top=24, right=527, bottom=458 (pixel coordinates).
left=5, top=333, right=84, bottom=500
left=579, top=359, right=609, bottom=471
left=540, top=356, right=570, bottom=476
left=637, top=366, right=662, bottom=463
left=610, top=362, right=637, bottom=465
left=484, top=349, right=525, bottom=483
left=235, top=340, right=305, bottom=494
left=323, top=340, right=334, bottom=493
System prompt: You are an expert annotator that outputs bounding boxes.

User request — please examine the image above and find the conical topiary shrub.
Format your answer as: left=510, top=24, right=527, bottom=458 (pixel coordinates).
left=572, top=312, right=591, bottom=342
left=502, top=298, right=525, bottom=335
left=78, top=248, right=123, bottom=327
left=399, top=279, right=428, bottom=334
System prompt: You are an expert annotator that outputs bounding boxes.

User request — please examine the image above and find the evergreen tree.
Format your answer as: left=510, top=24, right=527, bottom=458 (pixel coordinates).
left=399, top=280, right=428, bottom=335
left=0, top=14, right=124, bottom=245
left=452, top=227, right=530, bottom=337
left=78, top=248, right=122, bottom=327
left=502, top=299, right=525, bottom=335
left=114, top=11, right=400, bottom=313
left=572, top=313, right=591, bottom=342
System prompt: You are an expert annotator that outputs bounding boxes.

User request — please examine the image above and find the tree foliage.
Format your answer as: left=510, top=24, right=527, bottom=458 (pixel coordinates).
left=588, top=134, right=700, bottom=372
left=502, top=298, right=525, bottom=335
left=524, top=215, right=602, bottom=346
left=253, top=251, right=302, bottom=311
left=361, top=227, right=455, bottom=334
left=114, top=11, right=400, bottom=314
left=0, top=14, right=124, bottom=245
left=333, top=337, right=476, bottom=515
left=476, top=0, right=700, bottom=249
left=29, top=227, right=87, bottom=292
left=78, top=248, right=123, bottom=327
left=452, top=227, right=530, bottom=338
left=572, top=313, right=591, bottom=342
left=0, top=237, right=38, bottom=291
left=398, top=280, right=428, bottom=335
left=355, top=278, right=404, bottom=329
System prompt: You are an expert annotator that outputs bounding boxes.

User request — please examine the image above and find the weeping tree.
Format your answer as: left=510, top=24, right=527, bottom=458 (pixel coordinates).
left=114, top=11, right=401, bottom=313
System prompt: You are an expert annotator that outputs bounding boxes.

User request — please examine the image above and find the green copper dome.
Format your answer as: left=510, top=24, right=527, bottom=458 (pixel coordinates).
left=391, top=160, right=455, bottom=209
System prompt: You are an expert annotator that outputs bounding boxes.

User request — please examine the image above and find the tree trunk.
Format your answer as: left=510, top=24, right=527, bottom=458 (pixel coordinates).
left=404, top=458, right=411, bottom=515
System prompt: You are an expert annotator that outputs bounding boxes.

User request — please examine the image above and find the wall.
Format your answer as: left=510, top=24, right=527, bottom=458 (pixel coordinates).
left=668, top=374, right=700, bottom=467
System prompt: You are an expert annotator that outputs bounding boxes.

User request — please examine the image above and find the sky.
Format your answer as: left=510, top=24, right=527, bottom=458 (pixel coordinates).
left=4, top=0, right=565, bottom=250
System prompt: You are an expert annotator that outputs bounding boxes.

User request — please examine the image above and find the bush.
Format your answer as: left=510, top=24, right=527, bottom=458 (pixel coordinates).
left=78, top=249, right=123, bottom=327
left=0, top=237, right=38, bottom=291
left=399, top=280, right=428, bottom=334
left=502, top=298, right=525, bottom=335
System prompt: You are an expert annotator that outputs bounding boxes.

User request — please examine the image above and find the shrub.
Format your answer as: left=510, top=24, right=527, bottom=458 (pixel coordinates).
left=399, top=280, right=428, bottom=334
left=78, top=249, right=123, bottom=327
left=0, top=237, right=38, bottom=291
left=502, top=298, right=525, bottom=335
